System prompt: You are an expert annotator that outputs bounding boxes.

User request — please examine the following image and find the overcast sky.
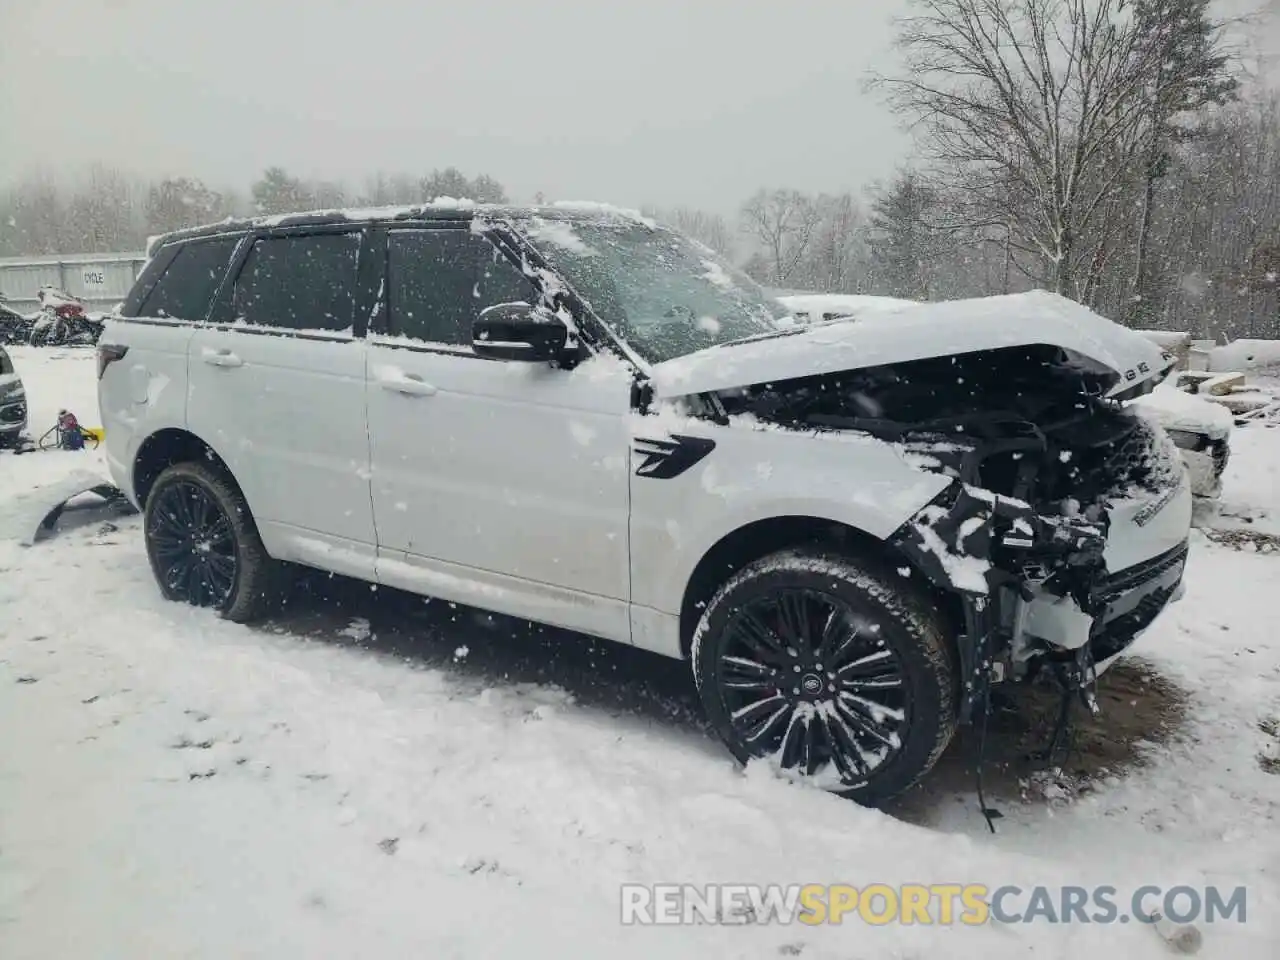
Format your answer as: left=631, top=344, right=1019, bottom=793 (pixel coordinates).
left=0, top=0, right=918, bottom=213
left=3, top=1, right=1277, bottom=215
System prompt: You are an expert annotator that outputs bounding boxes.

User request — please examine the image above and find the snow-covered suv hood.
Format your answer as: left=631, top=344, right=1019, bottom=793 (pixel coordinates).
left=651, top=290, right=1169, bottom=401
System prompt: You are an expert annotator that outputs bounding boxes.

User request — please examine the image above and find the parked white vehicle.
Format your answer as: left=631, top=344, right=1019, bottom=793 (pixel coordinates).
left=99, top=204, right=1191, bottom=803
left=1131, top=382, right=1232, bottom=498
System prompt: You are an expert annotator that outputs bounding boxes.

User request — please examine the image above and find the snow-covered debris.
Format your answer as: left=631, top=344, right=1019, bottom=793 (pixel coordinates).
left=337, top=618, right=372, bottom=643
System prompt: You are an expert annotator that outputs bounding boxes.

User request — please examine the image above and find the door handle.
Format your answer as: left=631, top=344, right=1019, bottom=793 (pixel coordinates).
left=202, top=349, right=243, bottom=368
left=377, top=370, right=437, bottom=397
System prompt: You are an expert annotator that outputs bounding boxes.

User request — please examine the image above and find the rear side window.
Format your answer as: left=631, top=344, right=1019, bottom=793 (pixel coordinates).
left=232, top=233, right=361, bottom=332
left=139, top=237, right=239, bottom=321
left=386, top=231, right=534, bottom=345
left=0, top=349, right=12, bottom=376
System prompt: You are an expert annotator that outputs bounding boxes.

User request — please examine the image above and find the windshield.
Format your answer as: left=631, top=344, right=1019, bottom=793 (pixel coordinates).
left=515, top=217, right=789, bottom=364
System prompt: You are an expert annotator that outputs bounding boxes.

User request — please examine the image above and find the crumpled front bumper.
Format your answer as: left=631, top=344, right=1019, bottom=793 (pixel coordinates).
left=890, top=470, right=1191, bottom=684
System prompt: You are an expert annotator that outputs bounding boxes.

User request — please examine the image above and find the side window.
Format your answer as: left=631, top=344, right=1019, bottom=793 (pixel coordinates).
left=138, top=237, right=239, bottom=321
left=386, top=231, right=535, bottom=345
left=0, top=349, right=12, bottom=376
left=232, top=233, right=361, bottom=331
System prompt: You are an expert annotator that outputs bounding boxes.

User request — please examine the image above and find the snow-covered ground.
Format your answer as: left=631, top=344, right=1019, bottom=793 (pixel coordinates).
left=2, top=347, right=1278, bottom=959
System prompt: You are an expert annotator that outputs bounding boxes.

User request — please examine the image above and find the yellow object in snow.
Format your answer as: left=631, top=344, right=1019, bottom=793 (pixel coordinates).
left=81, top=427, right=104, bottom=443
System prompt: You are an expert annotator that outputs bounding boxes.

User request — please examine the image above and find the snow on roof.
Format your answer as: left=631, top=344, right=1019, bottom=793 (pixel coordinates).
left=148, top=199, right=660, bottom=250
left=547, top=200, right=656, bottom=227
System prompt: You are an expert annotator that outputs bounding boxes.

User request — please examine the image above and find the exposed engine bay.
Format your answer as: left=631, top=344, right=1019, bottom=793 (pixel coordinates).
left=714, top=344, right=1188, bottom=743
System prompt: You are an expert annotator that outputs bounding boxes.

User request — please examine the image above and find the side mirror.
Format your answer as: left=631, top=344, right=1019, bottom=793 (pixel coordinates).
left=472, top=302, right=568, bottom=363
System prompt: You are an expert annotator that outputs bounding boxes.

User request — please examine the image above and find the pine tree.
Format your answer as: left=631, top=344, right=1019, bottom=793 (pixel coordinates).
left=251, top=167, right=312, bottom=216
left=145, top=177, right=224, bottom=234
left=868, top=173, right=938, bottom=300
left=1127, top=0, right=1237, bottom=324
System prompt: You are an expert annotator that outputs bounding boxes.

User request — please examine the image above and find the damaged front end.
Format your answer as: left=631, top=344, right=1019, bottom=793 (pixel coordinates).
left=718, top=343, right=1190, bottom=736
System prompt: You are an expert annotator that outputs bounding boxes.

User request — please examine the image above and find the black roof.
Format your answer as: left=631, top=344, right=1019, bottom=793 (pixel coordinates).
left=148, top=201, right=658, bottom=255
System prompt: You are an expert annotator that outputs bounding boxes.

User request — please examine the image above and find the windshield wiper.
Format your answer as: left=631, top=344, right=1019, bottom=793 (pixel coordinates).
left=716, top=314, right=852, bottom=349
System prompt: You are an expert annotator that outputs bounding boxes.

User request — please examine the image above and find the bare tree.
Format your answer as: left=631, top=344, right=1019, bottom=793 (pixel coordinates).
left=877, top=0, right=1172, bottom=297
left=0, top=173, right=64, bottom=255
left=66, top=165, right=142, bottom=252
left=803, top=193, right=871, bottom=293
left=145, top=177, right=226, bottom=234
left=310, top=180, right=347, bottom=209
left=420, top=167, right=507, bottom=203
left=361, top=172, right=421, bottom=206
left=663, top=207, right=735, bottom=257
left=739, top=189, right=822, bottom=285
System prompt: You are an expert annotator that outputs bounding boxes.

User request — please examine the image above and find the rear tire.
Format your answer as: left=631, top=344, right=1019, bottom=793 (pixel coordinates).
left=692, top=549, right=957, bottom=805
left=143, top=460, right=285, bottom=622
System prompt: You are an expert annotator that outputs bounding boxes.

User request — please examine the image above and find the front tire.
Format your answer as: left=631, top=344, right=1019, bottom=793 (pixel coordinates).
left=692, top=549, right=957, bottom=805
left=143, top=461, right=284, bottom=622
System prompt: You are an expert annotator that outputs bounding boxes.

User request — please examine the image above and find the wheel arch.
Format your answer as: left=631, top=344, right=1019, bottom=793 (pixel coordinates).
left=132, top=427, right=244, bottom=507
left=677, top=515, right=963, bottom=659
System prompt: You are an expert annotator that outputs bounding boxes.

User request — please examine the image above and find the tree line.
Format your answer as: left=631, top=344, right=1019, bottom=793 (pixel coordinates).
left=1, top=1, right=1275, bottom=341
left=0, top=166, right=509, bottom=259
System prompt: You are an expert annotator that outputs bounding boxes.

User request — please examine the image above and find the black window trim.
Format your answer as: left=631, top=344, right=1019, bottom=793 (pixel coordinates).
left=372, top=223, right=545, bottom=356
left=205, top=224, right=376, bottom=339
left=369, top=222, right=629, bottom=367
left=124, top=233, right=245, bottom=322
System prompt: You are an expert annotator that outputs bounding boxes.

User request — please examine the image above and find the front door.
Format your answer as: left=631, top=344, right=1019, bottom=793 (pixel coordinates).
left=365, top=225, right=633, bottom=642
left=188, top=227, right=377, bottom=579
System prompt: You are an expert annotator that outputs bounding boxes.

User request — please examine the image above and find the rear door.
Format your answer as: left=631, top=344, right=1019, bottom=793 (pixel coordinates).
left=187, top=226, right=379, bottom=579
left=102, top=235, right=243, bottom=497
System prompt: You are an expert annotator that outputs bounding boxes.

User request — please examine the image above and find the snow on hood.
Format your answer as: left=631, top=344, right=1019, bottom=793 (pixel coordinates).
left=1131, top=383, right=1233, bottom=439
left=776, top=293, right=920, bottom=317
left=651, top=290, right=1169, bottom=401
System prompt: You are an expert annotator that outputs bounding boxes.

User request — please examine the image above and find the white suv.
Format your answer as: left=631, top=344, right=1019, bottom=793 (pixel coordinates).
left=98, top=203, right=1191, bottom=803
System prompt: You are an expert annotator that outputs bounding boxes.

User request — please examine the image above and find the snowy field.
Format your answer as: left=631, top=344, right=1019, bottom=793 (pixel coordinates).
left=2, top=346, right=1279, bottom=959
